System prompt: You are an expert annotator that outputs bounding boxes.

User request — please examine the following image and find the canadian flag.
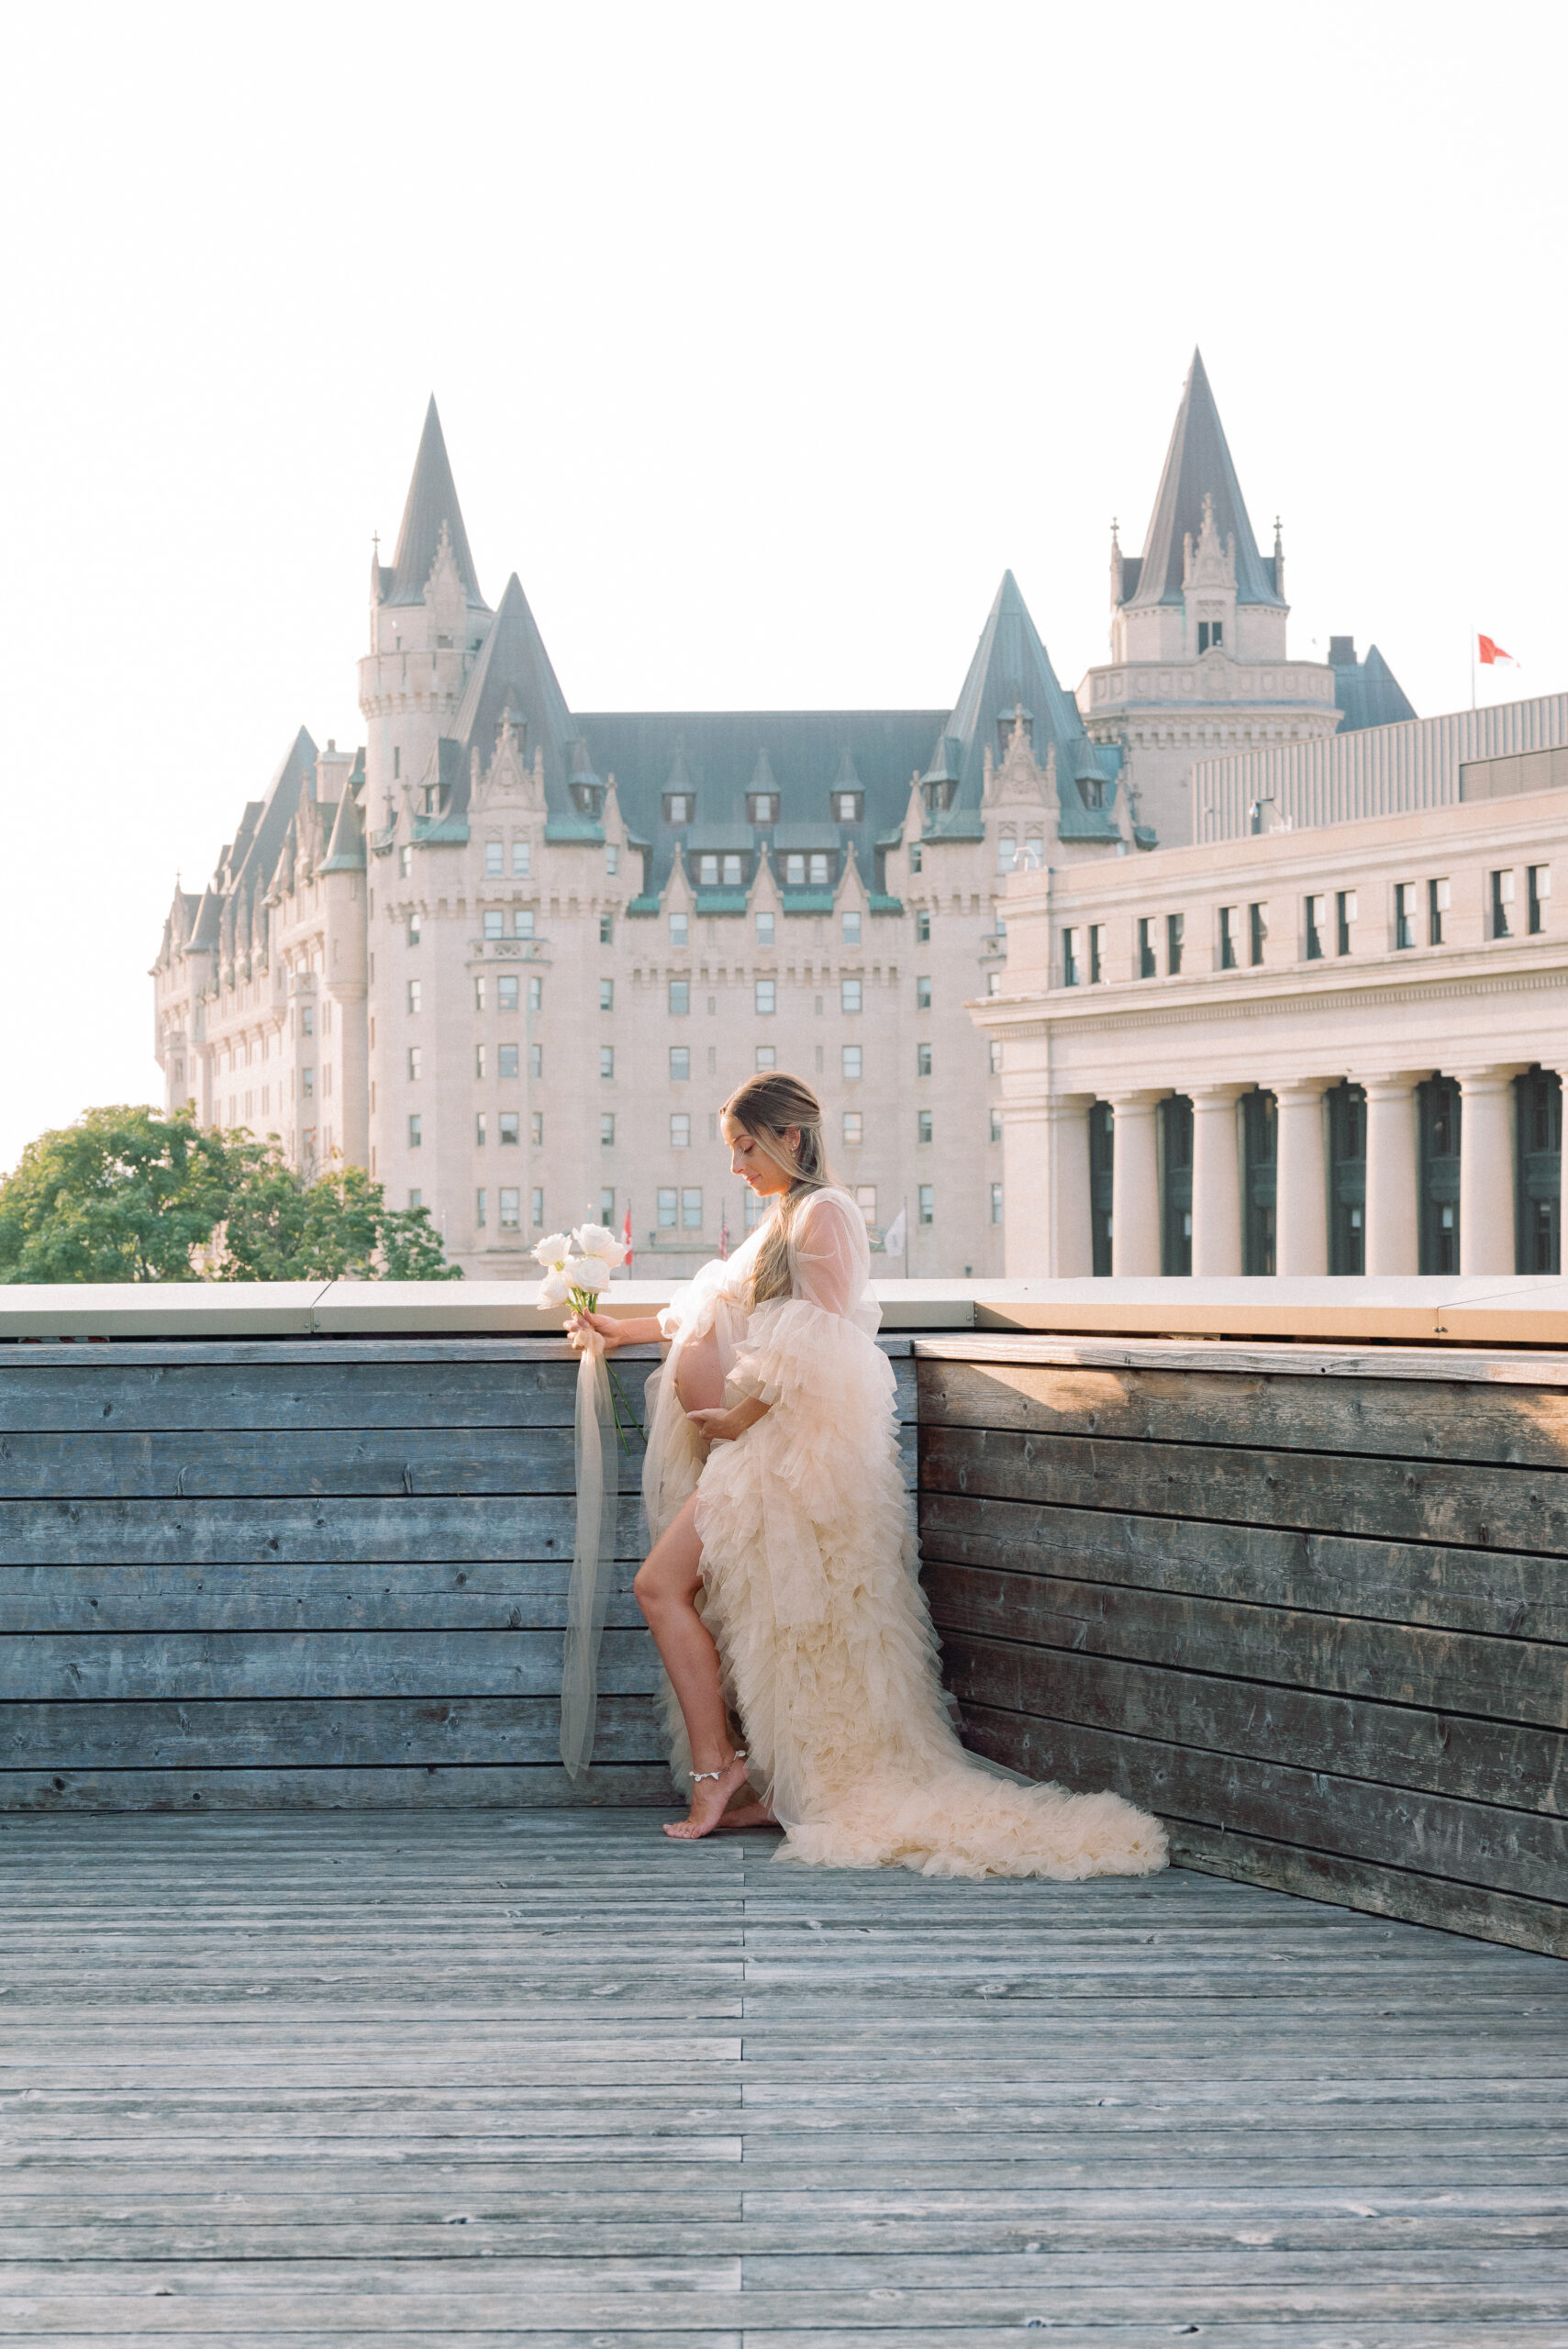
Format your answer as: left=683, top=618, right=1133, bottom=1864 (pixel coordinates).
left=622, top=1204, right=632, bottom=1266
left=1478, top=635, right=1516, bottom=666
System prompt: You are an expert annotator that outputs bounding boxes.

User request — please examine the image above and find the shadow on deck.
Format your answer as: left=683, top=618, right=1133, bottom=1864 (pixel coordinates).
left=3, top=1804, right=1566, bottom=2343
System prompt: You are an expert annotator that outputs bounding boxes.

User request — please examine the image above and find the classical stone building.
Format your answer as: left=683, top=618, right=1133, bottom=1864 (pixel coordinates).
left=151, top=362, right=1410, bottom=1277
left=976, top=703, right=1568, bottom=1280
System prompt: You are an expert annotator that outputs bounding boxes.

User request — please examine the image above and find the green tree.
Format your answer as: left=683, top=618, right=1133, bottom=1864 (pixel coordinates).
left=0, top=1106, right=462, bottom=1283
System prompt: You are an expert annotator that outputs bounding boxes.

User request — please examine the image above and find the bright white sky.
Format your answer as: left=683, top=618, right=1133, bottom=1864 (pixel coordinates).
left=2, top=0, right=1563, bottom=1174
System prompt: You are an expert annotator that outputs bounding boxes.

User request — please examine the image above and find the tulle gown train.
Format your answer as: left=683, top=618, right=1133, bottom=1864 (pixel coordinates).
left=641, top=1187, right=1166, bottom=1881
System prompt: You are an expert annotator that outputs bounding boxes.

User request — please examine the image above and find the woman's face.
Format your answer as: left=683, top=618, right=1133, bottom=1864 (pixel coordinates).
left=724, top=1116, right=799, bottom=1198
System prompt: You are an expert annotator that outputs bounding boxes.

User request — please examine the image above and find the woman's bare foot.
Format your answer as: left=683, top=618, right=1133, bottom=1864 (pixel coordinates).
left=664, top=1751, right=756, bottom=1840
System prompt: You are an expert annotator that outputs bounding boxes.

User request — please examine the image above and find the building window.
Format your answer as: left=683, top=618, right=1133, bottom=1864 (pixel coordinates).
left=1249, top=902, right=1268, bottom=965
left=915, top=910, right=930, bottom=944
left=988, top=1041, right=1002, bottom=1074
left=530, top=1186, right=544, bottom=1230
left=842, top=1044, right=862, bottom=1080
left=853, top=1186, right=876, bottom=1231
left=991, top=1182, right=1003, bottom=1226
left=484, top=841, right=504, bottom=876
left=748, top=792, right=778, bottom=824
left=1197, top=618, right=1223, bottom=652
left=668, top=913, right=688, bottom=948
left=723, top=853, right=742, bottom=886
left=756, top=979, right=776, bottom=1015
left=755, top=1045, right=776, bottom=1071
left=394, top=749, right=401, bottom=781
left=669, top=979, right=690, bottom=1015
left=1087, top=923, right=1104, bottom=984
left=1338, top=889, right=1359, bottom=953
left=833, top=791, right=863, bottom=823
left=599, top=915, right=612, bottom=946
left=498, top=1112, right=519, bottom=1145
left=784, top=853, right=805, bottom=885
left=408, top=1186, right=422, bottom=1208
left=407, top=979, right=422, bottom=1013
left=665, top=1046, right=688, bottom=1083
left=407, top=1113, right=422, bottom=1149
left=498, top=1043, right=518, bottom=1080
left=841, top=978, right=862, bottom=1014
left=497, top=974, right=518, bottom=1013
left=1062, top=930, right=1079, bottom=988
left=1306, top=895, right=1327, bottom=960
left=842, top=1111, right=863, bottom=1145
left=512, top=840, right=530, bottom=876
left=301, top=1066, right=316, bottom=1098
left=663, top=793, right=693, bottom=825
left=515, top=910, right=535, bottom=940
left=1218, top=907, right=1238, bottom=970
left=990, top=1108, right=1002, bottom=1143
left=755, top=911, right=774, bottom=945
left=909, top=841, right=923, bottom=874
left=810, top=852, right=830, bottom=885
left=597, top=1045, right=614, bottom=1082
left=300, top=1005, right=315, bottom=1039
left=1166, top=911, right=1184, bottom=974
left=1138, top=917, right=1156, bottom=977
left=407, top=1046, right=426, bottom=1082
left=918, top=1184, right=934, bottom=1226
left=475, top=1112, right=487, bottom=1146
left=1160, top=1095, right=1194, bottom=1275
left=601, top=1113, right=615, bottom=1148
left=1242, top=1089, right=1278, bottom=1275
left=1395, top=881, right=1416, bottom=949
left=1326, top=1082, right=1366, bottom=1274
left=698, top=854, right=718, bottom=885
left=1089, top=1100, right=1113, bottom=1275
left=483, top=910, right=503, bottom=940
left=407, top=913, right=421, bottom=946
left=475, top=1187, right=487, bottom=1228
left=499, top=1186, right=520, bottom=1230
left=1515, top=1069, right=1562, bottom=1271
left=914, top=974, right=931, bottom=1010
left=399, top=845, right=412, bottom=879
left=657, top=1188, right=678, bottom=1228
left=917, top=1042, right=932, bottom=1077
left=671, top=1113, right=691, bottom=1148
left=996, top=829, right=1017, bottom=876
left=1492, top=869, right=1516, bottom=938
left=601, top=1187, right=616, bottom=1227
left=599, top=978, right=614, bottom=1011
left=1418, top=1076, right=1462, bottom=1273
left=1529, top=865, right=1551, bottom=933
left=473, top=975, right=487, bottom=1010
left=606, top=843, right=619, bottom=876
left=917, top=1109, right=932, bottom=1145
left=475, top=1044, right=487, bottom=1079
left=682, top=1187, right=703, bottom=1230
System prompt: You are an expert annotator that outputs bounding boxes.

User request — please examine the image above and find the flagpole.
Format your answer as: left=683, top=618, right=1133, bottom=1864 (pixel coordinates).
left=1471, top=622, right=1476, bottom=713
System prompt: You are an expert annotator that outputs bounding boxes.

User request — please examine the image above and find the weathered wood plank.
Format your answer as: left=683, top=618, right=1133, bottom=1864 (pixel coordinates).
left=953, top=1698, right=1568, bottom=1918
left=920, top=1421, right=1568, bottom=1553
left=0, top=1693, right=666, bottom=1769
left=919, top=1489, right=1568, bottom=1644
left=0, top=1495, right=634, bottom=1565
left=0, top=1626, right=660, bottom=1702
left=0, top=1765, right=675, bottom=1810
left=935, top=1631, right=1568, bottom=1816
left=0, top=1561, right=649, bottom=1634
left=918, top=1353, right=1568, bottom=1470
left=921, top=1559, right=1568, bottom=1729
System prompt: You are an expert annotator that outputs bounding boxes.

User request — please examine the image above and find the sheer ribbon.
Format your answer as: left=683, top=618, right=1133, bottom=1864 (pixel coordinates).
left=561, top=1328, right=618, bottom=1779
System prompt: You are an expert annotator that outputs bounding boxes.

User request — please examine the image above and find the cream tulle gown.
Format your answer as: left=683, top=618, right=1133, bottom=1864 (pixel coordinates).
left=641, top=1186, right=1167, bottom=1880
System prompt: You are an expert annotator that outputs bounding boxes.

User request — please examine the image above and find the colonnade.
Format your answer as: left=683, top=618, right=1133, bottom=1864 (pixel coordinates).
left=1101, top=1064, right=1555, bottom=1278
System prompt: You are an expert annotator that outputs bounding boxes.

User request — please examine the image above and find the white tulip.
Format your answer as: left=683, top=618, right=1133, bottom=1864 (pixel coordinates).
left=573, top=1221, right=626, bottom=1264
left=532, top=1231, right=572, bottom=1269
left=538, top=1266, right=570, bottom=1306
left=563, top=1256, right=608, bottom=1293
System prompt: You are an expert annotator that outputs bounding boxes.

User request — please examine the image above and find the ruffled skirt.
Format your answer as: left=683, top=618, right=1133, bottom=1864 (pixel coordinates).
left=680, top=1301, right=1167, bottom=1881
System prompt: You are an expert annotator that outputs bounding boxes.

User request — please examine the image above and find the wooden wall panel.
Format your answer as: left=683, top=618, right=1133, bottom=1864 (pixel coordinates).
left=918, top=1349, right=1568, bottom=1959
left=0, top=1333, right=913, bottom=1812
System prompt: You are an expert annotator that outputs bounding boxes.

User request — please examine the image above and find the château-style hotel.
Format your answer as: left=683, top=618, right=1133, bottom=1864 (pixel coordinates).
left=152, top=353, right=1561, bottom=1280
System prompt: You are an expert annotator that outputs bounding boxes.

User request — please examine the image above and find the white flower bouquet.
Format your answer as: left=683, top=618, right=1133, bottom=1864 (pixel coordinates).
left=533, top=1222, right=643, bottom=1446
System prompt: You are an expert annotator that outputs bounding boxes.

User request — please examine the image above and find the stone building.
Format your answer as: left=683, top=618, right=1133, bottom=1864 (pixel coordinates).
left=151, top=362, right=1410, bottom=1277
left=976, top=703, right=1568, bottom=1280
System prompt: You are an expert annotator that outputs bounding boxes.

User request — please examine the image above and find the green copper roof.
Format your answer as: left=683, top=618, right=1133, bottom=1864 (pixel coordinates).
left=385, top=397, right=487, bottom=610
left=1123, top=349, right=1284, bottom=611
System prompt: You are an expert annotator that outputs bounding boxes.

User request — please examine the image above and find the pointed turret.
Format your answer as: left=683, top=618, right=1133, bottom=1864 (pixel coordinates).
left=450, top=573, right=577, bottom=816
left=386, top=397, right=486, bottom=609
left=929, top=572, right=1118, bottom=842
left=320, top=783, right=367, bottom=873
left=1125, top=350, right=1283, bottom=609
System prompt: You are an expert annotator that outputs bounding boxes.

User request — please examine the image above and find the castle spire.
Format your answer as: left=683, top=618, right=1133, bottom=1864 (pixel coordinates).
left=1126, top=349, right=1283, bottom=610
left=386, top=397, right=487, bottom=610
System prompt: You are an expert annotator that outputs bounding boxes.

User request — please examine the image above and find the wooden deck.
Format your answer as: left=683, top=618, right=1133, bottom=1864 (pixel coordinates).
left=3, top=1808, right=1566, bottom=2344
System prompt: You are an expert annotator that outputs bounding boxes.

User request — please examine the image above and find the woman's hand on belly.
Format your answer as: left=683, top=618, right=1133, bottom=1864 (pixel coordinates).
left=688, top=1397, right=770, bottom=1444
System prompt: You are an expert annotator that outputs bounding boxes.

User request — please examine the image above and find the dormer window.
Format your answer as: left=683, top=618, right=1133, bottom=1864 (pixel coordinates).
left=922, top=780, right=954, bottom=815
left=1197, top=620, right=1224, bottom=652
left=423, top=785, right=439, bottom=815
left=747, top=793, right=778, bottom=824
left=571, top=781, right=604, bottom=818
left=698, top=855, right=718, bottom=885
left=832, top=791, right=863, bottom=823
left=664, top=793, right=693, bottom=825
left=1078, top=774, right=1106, bottom=810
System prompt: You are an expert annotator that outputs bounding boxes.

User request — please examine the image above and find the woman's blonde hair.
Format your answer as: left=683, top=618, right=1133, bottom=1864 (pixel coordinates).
left=721, top=1071, right=833, bottom=1304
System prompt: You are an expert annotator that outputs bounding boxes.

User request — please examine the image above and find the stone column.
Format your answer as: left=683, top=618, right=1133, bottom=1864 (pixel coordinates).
left=1362, top=1073, right=1422, bottom=1275
left=1455, top=1066, right=1522, bottom=1275
left=1046, top=1097, right=1095, bottom=1278
left=1274, top=1079, right=1331, bottom=1276
left=1190, top=1085, right=1247, bottom=1275
left=1107, top=1091, right=1162, bottom=1276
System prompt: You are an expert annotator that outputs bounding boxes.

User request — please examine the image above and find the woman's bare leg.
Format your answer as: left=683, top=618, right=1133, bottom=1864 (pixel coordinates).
left=635, top=1491, right=773, bottom=1839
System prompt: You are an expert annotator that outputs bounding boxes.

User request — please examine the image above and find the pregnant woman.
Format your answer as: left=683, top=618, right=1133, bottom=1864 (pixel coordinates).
left=569, top=1070, right=1165, bottom=1878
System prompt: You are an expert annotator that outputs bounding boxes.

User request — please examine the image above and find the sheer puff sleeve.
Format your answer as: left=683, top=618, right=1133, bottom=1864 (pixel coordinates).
left=729, top=1190, right=890, bottom=1420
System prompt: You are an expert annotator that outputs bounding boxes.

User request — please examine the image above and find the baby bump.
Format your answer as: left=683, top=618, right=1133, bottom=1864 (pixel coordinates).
left=675, top=1327, right=726, bottom=1418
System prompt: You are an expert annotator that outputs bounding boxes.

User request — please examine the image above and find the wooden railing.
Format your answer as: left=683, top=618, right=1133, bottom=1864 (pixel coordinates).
left=1, top=1280, right=1563, bottom=1958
